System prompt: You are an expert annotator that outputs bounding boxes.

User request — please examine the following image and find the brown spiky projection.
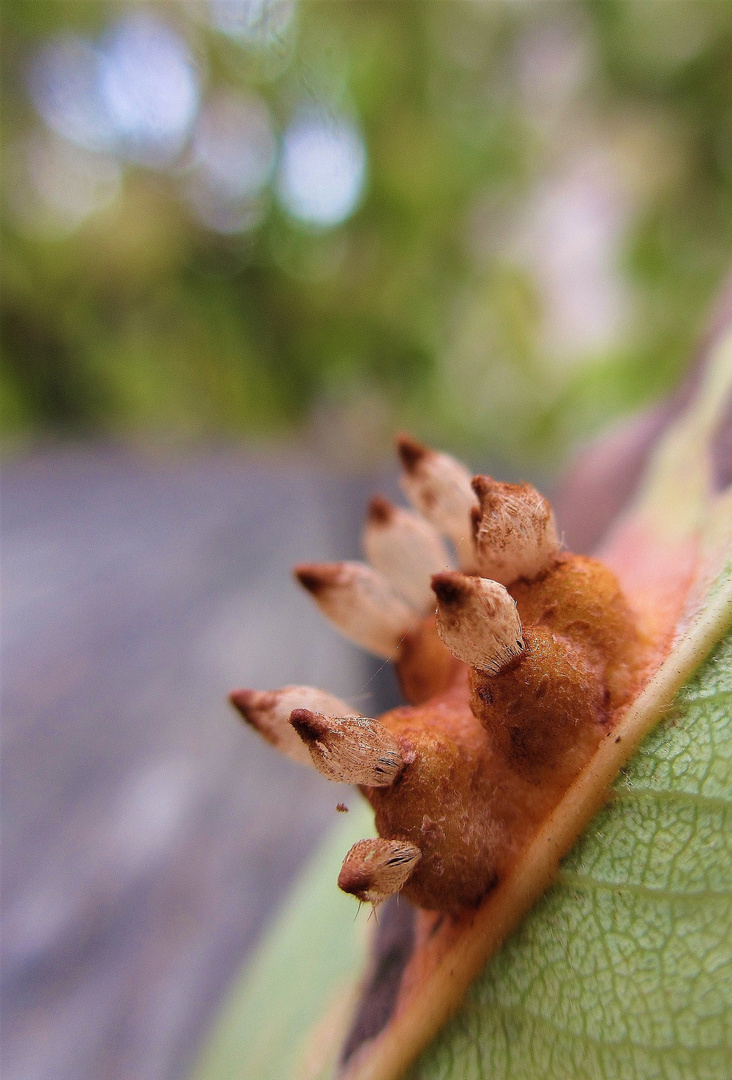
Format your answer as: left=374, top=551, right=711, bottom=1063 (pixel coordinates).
left=230, top=434, right=648, bottom=913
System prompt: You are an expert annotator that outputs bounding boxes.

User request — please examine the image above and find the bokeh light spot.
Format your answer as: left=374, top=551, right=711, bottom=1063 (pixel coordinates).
left=10, top=132, right=121, bottom=238
left=209, top=0, right=296, bottom=48
left=98, top=13, right=200, bottom=166
left=192, top=91, right=276, bottom=201
left=276, top=113, right=366, bottom=227
left=28, top=35, right=115, bottom=154
left=186, top=90, right=276, bottom=235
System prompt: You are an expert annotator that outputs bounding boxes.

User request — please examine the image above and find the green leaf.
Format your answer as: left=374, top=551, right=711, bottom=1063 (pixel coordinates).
left=191, top=625, right=731, bottom=1080
left=406, top=627, right=732, bottom=1080
left=191, top=337, right=732, bottom=1080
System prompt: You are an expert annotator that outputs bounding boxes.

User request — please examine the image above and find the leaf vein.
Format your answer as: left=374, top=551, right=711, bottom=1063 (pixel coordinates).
left=555, top=871, right=732, bottom=902
left=609, top=788, right=732, bottom=812
left=486, top=1001, right=729, bottom=1056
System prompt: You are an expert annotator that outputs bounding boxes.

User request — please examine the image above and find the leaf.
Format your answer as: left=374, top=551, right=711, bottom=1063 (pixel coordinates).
left=336, top=330, right=732, bottom=1080
left=192, top=332, right=732, bottom=1080
left=191, top=622, right=732, bottom=1080
left=404, top=624, right=732, bottom=1079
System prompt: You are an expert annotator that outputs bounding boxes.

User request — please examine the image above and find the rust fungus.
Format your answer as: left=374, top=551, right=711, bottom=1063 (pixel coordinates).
left=233, top=435, right=649, bottom=913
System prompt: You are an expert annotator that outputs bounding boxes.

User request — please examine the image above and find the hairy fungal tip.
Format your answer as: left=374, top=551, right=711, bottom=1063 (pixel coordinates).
left=433, top=571, right=524, bottom=673
left=396, top=432, right=430, bottom=473
left=338, top=838, right=422, bottom=905
left=229, top=688, right=257, bottom=721
left=290, top=709, right=404, bottom=786
left=396, top=440, right=479, bottom=573
left=367, top=494, right=396, bottom=526
left=470, top=475, right=559, bottom=585
left=470, top=474, right=495, bottom=501
left=364, top=500, right=452, bottom=612
left=288, top=707, right=327, bottom=742
left=231, top=685, right=355, bottom=767
left=294, top=562, right=342, bottom=595
left=294, top=560, right=414, bottom=659
left=431, top=570, right=468, bottom=607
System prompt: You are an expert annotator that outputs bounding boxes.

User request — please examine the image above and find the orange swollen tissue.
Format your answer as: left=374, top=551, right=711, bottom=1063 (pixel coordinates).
left=230, top=434, right=650, bottom=913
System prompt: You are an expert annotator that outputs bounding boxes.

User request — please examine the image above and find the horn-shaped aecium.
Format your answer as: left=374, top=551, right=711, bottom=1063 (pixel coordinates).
left=230, top=685, right=355, bottom=767
left=295, top=561, right=415, bottom=658
left=289, top=709, right=405, bottom=786
left=471, top=476, right=560, bottom=585
left=363, top=496, right=452, bottom=611
left=231, top=437, right=648, bottom=916
left=432, top=571, right=524, bottom=673
left=396, top=434, right=478, bottom=571
left=338, top=838, right=422, bottom=905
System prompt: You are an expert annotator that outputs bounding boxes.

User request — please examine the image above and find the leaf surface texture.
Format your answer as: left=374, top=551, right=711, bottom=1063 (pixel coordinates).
left=405, top=630, right=732, bottom=1080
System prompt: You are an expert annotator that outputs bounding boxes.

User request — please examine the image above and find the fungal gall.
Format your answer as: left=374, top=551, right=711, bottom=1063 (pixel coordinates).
left=233, top=436, right=648, bottom=913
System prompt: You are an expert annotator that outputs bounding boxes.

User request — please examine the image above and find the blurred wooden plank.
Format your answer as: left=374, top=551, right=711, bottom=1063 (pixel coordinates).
left=1, top=447, right=398, bottom=1080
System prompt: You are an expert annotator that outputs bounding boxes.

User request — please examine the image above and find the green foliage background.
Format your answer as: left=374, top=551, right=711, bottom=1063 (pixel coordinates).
left=3, top=0, right=732, bottom=465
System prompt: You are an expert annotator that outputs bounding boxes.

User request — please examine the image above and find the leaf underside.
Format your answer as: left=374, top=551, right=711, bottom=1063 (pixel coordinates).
left=405, top=628, right=732, bottom=1080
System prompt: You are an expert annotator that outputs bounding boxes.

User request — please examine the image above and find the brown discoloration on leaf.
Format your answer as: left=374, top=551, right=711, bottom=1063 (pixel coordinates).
left=340, top=896, right=416, bottom=1067
left=366, top=686, right=533, bottom=911
left=469, top=627, right=607, bottom=791
left=510, top=553, right=647, bottom=709
left=362, top=549, right=646, bottom=910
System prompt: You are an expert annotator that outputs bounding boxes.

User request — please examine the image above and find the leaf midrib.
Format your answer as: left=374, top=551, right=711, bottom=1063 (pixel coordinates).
left=481, top=1001, right=728, bottom=1055
left=555, top=870, right=731, bottom=902
left=608, top=788, right=732, bottom=812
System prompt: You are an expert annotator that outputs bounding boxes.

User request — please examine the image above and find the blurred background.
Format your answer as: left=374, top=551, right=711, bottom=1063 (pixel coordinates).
left=4, top=0, right=732, bottom=463
left=3, top=1, right=732, bottom=1079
